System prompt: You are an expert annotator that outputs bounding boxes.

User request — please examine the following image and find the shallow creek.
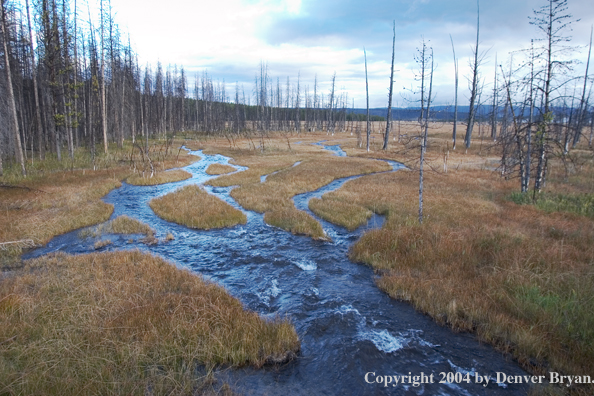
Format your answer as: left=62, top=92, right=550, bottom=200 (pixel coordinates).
left=25, top=145, right=529, bottom=395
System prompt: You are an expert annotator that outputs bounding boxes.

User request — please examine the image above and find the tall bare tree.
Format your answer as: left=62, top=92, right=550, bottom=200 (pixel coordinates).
left=1, top=0, right=26, bottom=176
left=531, top=0, right=577, bottom=193
left=572, top=25, right=592, bottom=148
left=383, top=20, right=396, bottom=150
left=365, top=48, right=370, bottom=152
left=450, top=34, right=459, bottom=149
left=419, top=47, right=434, bottom=223
left=464, top=0, right=481, bottom=150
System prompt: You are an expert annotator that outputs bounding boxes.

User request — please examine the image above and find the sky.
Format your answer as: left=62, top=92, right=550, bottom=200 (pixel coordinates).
left=107, top=0, right=594, bottom=108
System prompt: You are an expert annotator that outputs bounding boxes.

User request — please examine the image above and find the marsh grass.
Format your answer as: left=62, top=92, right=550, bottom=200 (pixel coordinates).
left=80, top=215, right=154, bottom=240
left=229, top=155, right=389, bottom=238
left=150, top=184, right=247, bottom=229
left=341, top=167, right=594, bottom=393
left=510, top=191, right=594, bottom=218
left=126, top=169, right=192, bottom=186
left=309, top=197, right=373, bottom=231
left=93, top=239, right=112, bottom=249
left=0, top=250, right=299, bottom=395
left=207, top=155, right=303, bottom=187
left=205, top=163, right=237, bottom=175
left=0, top=169, right=127, bottom=245
left=0, top=139, right=198, bottom=248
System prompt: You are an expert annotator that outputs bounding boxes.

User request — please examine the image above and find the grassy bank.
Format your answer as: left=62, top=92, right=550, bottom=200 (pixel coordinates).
left=150, top=184, right=247, bottom=229
left=0, top=141, right=198, bottom=266
left=284, top=127, right=594, bottom=394
left=205, top=163, right=237, bottom=175
left=126, top=169, right=192, bottom=185
left=204, top=146, right=390, bottom=239
left=0, top=141, right=198, bottom=244
left=309, top=196, right=374, bottom=231
left=0, top=250, right=299, bottom=395
left=80, top=215, right=155, bottom=238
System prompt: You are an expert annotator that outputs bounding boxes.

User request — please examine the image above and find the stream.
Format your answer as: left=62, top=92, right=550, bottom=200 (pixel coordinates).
left=25, top=145, right=530, bottom=395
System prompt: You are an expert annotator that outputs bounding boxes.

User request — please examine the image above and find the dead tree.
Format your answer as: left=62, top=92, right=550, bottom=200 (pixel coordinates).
left=464, top=0, right=481, bottom=150
left=383, top=20, right=396, bottom=150
left=531, top=0, right=577, bottom=194
left=365, top=48, right=371, bottom=152
left=572, top=25, right=592, bottom=148
left=490, top=54, right=498, bottom=141
left=450, top=34, right=459, bottom=149
left=1, top=0, right=26, bottom=176
left=25, top=0, right=44, bottom=160
left=100, top=0, right=108, bottom=154
left=419, top=48, right=434, bottom=224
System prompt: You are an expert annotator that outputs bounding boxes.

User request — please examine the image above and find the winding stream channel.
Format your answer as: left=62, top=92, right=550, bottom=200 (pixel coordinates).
left=25, top=145, right=530, bottom=395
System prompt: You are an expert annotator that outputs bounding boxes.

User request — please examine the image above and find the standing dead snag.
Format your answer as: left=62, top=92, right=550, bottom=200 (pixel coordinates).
left=1, top=0, right=26, bottom=177
left=531, top=0, right=577, bottom=194
left=572, top=25, right=592, bottom=148
left=418, top=45, right=434, bottom=224
left=383, top=21, right=396, bottom=150
left=464, top=0, right=482, bottom=150
left=450, top=34, right=459, bottom=149
left=365, top=48, right=371, bottom=152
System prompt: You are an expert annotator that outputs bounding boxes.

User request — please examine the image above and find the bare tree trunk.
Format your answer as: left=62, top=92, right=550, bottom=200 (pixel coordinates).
left=450, top=34, right=459, bottom=149
left=73, top=0, right=79, bottom=149
left=525, top=42, right=536, bottom=192
left=1, top=2, right=26, bottom=176
left=328, top=72, right=336, bottom=134
left=383, top=21, right=396, bottom=150
left=419, top=49, right=434, bottom=224
left=365, top=48, right=370, bottom=152
left=490, top=54, right=498, bottom=141
left=572, top=25, right=592, bottom=148
left=501, top=65, right=526, bottom=192
left=25, top=0, right=45, bottom=160
left=100, top=0, right=108, bottom=154
left=465, top=0, right=480, bottom=150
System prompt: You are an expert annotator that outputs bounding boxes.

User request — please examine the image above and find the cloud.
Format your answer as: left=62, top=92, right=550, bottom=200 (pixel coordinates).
left=109, top=0, right=594, bottom=107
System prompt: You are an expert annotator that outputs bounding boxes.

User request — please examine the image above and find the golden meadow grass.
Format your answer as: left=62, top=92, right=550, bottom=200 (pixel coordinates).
left=308, top=197, right=373, bottom=231
left=0, top=250, right=299, bottom=395
left=3, top=128, right=594, bottom=394
left=206, top=147, right=390, bottom=239
left=126, top=169, right=192, bottom=186
left=196, top=127, right=594, bottom=393
left=0, top=140, right=198, bottom=246
left=80, top=215, right=154, bottom=238
left=150, top=184, right=247, bottom=230
left=296, top=126, right=594, bottom=393
left=93, top=239, right=112, bottom=249
left=205, top=163, right=237, bottom=175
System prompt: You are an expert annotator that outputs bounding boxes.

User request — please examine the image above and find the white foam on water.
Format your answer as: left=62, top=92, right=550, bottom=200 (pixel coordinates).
left=364, top=329, right=406, bottom=353
left=270, top=279, right=281, bottom=297
left=293, top=258, right=317, bottom=271
left=336, top=304, right=361, bottom=316
left=256, top=279, right=282, bottom=306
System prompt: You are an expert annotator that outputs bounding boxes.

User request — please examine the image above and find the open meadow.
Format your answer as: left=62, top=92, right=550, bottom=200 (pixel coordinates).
left=1, top=122, right=593, bottom=394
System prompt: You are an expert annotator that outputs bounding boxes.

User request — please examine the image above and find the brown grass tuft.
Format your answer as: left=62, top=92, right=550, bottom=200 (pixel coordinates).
left=229, top=156, right=389, bottom=239
left=205, top=163, right=237, bottom=175
left=309, top=196, right=373, bottom=231
left=150, top=184, right=247, bottom=229
left=93, top=239, right=112, bottom=249
left=80, top=215, right=154, bottom=238
left=126, top=169, right=192, bottom=186
left=0, top=139, right=198, bottom=247
left=0, top=250, right=299, bottom=394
